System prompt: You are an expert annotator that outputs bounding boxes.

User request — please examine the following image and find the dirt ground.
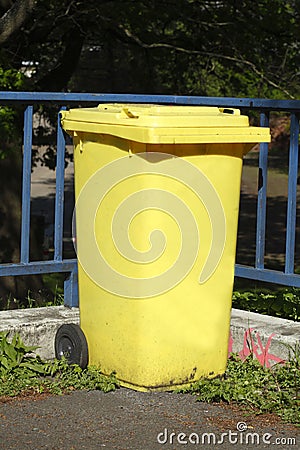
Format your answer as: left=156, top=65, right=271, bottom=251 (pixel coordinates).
left=0, top=388, right=299, bottom=450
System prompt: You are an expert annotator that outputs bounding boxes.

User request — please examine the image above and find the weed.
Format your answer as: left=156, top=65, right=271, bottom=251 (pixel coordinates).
left=1, top=289, right=64, bottom=310
left=1, top=332, right=299, bottom=426
left=0, top=332, right=118, bottom=397
left=0, top=331, right=46, bottom=377
left=232, top=288, right=300, bottom=321
left=0, top=273, right=65, bottom=310
left=178, top=353, right=300, bottom=426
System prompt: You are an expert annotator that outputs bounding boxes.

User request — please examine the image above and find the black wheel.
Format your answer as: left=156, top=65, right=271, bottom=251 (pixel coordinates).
left=55, top=324, right=88, bottom=369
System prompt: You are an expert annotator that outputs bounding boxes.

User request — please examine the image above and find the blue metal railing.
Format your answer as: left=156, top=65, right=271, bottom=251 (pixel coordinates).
left=0, top=91, right=300, bottom=307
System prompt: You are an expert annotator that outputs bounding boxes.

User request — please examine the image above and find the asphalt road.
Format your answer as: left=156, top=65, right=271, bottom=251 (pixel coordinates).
left=0, top=388, right=299, bottom=450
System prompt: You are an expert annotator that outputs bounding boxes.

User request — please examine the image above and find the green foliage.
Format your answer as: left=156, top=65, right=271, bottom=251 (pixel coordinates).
left=0, top=107, right=15, bottom=158
left=232, top=288, right=300, bottom=321
left=1, top=0, right=300, bottom=98
left=0, top=0, right=299, bottom=167
left=0, top=67, right=24, bottom=90
left=178, top=352, right=300, bottom=426
left=0, top=331, right=46, bottom=378
left=2, top=288, right=64, bottom=310
left=1, top=333, right=299, bottom=426
left=0, top=332, right=119, bottom=397
left=42, top=273, right=64, bottom=299
left=43, top=359, right=119, bottom=395
left=0, top=66, right=25, bottom=154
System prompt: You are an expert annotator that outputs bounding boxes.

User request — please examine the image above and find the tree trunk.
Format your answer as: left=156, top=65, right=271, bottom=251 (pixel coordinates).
left=0, top=0, right=36, bottom=45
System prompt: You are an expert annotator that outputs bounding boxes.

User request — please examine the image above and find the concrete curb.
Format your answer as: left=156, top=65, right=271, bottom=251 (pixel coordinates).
left=0, top=306, right=79, bottom=360
left=0, top=306, right=299, bottom=363
left=230, top=309, right=300, bottom=363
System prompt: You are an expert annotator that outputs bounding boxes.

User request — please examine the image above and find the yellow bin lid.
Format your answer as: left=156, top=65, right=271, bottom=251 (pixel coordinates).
left=61, top=103, right=271, bottom=144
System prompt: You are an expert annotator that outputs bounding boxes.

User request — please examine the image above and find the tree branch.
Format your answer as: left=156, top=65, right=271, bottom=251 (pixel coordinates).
left=119, top=25, right=295, bottom=99
left=0, top=0, right=36, bottom=45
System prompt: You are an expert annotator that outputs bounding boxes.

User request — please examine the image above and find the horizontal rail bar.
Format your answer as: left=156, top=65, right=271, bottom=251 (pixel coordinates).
left=2, top=261, right=300, bottom=288
left=0, top=260, right=77, bottom=277
left=1, top=91, right=300, bottom=111
left=235, top=264, right=300, bottom=288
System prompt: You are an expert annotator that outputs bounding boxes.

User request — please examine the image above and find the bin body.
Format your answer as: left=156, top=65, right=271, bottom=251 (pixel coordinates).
left=61, top=104, right=270, bottom=391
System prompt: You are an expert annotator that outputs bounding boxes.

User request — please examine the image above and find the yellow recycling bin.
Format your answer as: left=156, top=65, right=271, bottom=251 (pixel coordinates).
left=59, top=104, right=270, bottom=391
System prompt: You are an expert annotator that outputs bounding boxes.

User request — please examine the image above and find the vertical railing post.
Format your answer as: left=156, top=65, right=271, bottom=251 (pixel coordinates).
left=64, top=269, right=78, bottom=307
left=255, top=112, right=269, bottom=269
left=54, top=108, right=66, bottom=262
left=54, top=108, right=79, bottom=307
left=20, top=106, right=33, bottom=264
left=285, top=113, right=299, bottom=274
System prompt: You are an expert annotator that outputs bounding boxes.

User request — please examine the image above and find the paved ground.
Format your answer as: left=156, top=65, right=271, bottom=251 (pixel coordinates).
left=0, top=388, right=299, bottom=450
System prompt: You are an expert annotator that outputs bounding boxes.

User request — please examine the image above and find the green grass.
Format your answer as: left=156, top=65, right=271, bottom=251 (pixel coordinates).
left=0, top=331, right=119, bottom=397
left=0, top=273, right=65, bottom=311
left=1, top=273, right=65, bottom=310
left=1, top=332, right=299, bottom=426
left=42, top=273, right=64, bottom=298
left=177, top=348, right=300, bottom=426
left=3, top=290, right=64, bottom=310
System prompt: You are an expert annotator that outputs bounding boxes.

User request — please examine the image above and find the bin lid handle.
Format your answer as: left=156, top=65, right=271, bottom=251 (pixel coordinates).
left=120, top=107, right=139, bottom=119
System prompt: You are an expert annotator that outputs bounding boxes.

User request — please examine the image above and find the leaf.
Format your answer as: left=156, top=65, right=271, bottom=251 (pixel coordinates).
left=0, top=355, right=10, bottom=370
left=19, top=361, right=46, bottom=374
left=3, top=342, right=18, bottom=364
